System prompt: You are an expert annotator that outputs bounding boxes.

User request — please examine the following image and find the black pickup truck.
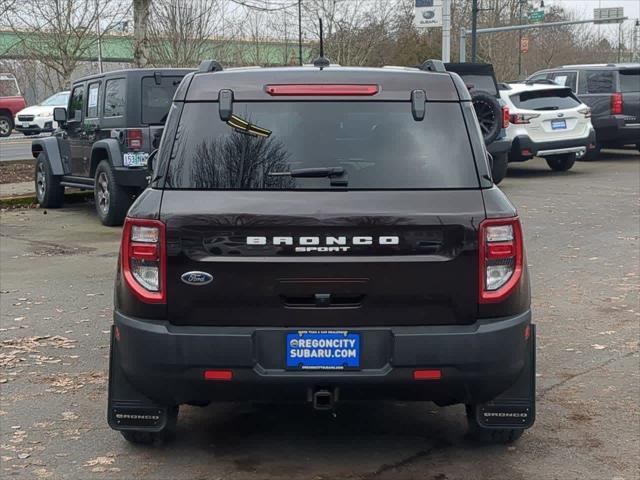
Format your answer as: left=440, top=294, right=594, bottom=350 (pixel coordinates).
left=108, top=59, right=535, bottom=446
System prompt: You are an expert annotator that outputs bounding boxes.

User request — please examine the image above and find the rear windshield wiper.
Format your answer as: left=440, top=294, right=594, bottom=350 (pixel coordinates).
left=268, top=167, right=348, bottom=186
left=534, top=106, right=559, bottom=111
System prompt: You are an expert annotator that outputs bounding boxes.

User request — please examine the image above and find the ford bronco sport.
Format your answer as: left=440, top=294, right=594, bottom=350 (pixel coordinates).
left=31, top=68, right=193, bottom=225
left=108, top=59, right=535, bottom=445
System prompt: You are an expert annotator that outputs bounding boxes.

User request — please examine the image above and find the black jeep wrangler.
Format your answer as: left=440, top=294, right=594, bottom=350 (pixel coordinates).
left=108, top=59, right=535, bottom=445
left=444, top=63, right=511, bottom=184
left=31, top=68, right=193, bottom=226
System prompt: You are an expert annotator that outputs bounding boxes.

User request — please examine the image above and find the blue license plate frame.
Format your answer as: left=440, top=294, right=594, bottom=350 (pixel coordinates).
left=551, top=119, right=567, bottom=130
left=285, top=330, right=361, bottom=370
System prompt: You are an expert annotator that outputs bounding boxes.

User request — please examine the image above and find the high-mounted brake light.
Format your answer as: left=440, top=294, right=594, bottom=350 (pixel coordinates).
left=265, top=84, right=378, bottom=96
left=479, top=217, right=523, bottom=303
left=121, top=218, right=166, bottom=303
left=501, top=106, right=510, bottom=129
left=611, top=92, right=623, bottom=115
left=127, top=129, right=143, bottom=150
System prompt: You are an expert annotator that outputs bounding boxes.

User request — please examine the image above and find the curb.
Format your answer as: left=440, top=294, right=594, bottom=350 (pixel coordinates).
left=0, top=191, right=92, bottom=208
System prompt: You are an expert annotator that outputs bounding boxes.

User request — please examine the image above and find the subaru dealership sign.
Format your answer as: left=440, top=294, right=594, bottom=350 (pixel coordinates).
left=415, top=0, right=443, bottom=29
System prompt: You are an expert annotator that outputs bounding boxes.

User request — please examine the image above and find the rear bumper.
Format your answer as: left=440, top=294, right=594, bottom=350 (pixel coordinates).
left=112, top=309, right=533, bottom=406
left=509, top=129, right=596, bottom=162
left=593, top=116, right=640, bottom=145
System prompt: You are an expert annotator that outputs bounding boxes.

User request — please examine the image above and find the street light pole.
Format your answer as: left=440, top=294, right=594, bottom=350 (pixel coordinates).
left=471, top=0, right=478, bottom=62
left=96, top=0, right=103, bottom=74
left=298, top=0, right=302, bottom=66
left=518, top=0, right=524, bottom=78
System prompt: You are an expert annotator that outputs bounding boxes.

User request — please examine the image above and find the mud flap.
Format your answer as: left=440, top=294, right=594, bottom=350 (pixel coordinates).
left=473, top=324, right=536, bottom=429
left=107, top=326, right=169, bottom=432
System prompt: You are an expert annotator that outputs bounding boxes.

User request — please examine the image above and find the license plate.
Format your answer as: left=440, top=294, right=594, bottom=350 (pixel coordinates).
left=22, top=122, right=29, bottom=128
left=123, top=152, right=149, bottom=167
left=286, top=330, right=360, bottom=370
left=551, top=119, right=566, bottom=130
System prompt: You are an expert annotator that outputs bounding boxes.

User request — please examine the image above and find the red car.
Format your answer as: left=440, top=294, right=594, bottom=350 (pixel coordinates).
left=0, top=73, right=27, bottom=137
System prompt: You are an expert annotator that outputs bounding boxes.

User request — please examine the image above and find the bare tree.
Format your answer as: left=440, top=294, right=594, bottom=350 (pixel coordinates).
left=302, top=0, right=397, bottom=66
left=133, top=0, right=151, bottom=67
left=147, top=0, right=235, bottom=67
left=3, top=0, right=130, bottom=86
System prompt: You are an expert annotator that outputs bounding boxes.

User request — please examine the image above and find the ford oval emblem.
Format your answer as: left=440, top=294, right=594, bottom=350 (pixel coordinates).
left=181, top=271, right=213, bottom=286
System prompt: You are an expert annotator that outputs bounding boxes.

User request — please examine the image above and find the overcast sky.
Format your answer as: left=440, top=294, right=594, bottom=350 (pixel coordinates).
left=549, top=0, right=639, bottom=20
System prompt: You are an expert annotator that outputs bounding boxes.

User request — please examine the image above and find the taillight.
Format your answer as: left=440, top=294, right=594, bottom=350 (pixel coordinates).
left=611, top=93, right=623, bottom=115
left=479, top=217, right=523, bottom=303
left=127, top=129, right=143, bottom=150
left=578, top=107, right=591, bottom=118
left=509, top=113, right=540, bottom=124
left=121, top=218, right=166, bottom=303
left=501, top=106, right=510, bottom=128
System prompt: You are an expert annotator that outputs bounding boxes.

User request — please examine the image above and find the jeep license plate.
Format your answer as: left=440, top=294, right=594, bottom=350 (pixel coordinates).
left=123, top=152, right=149, bottom=167
left=551, top=119, right=566, bottom=130
left=286, top=331, right=360, bottom=370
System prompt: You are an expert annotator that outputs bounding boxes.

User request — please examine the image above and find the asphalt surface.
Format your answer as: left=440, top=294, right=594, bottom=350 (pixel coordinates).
left=0, top=134, right=44, bottom=162
left=1, top=151, right=639, bottom=480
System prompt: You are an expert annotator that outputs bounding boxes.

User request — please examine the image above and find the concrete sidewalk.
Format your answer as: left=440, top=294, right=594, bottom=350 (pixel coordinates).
left=0, top=181, right=34, bottom=199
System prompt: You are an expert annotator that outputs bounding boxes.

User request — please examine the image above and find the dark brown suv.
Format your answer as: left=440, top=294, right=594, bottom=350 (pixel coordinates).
left=108, top=59, right=535, bottom=446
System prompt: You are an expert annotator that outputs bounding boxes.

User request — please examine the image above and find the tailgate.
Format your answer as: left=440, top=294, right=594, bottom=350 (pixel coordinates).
left=162, top=190, right=485, bottom=327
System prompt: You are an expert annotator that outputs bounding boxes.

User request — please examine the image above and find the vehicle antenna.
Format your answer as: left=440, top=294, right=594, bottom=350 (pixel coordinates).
left=313, top=18, right=330, bottom=69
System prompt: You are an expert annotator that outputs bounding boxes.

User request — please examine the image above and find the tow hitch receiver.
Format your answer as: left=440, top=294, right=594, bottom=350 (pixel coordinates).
left=473, top=324, right=536, bottom=429
left=311, top=388, right=337, bottom=410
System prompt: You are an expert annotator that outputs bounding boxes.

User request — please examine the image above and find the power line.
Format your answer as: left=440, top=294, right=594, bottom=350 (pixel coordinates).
left=229, top=0, right=299, bottom=12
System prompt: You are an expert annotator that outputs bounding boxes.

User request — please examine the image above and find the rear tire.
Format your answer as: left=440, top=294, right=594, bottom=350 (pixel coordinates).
left=490, top=152, right=508, bottom=185
left=35, top=153, right=65, bottom=208
left=120, top=406, right=178, bottom=445
left=0, top=115, right=12, bottom=137
left=94, top=160, right=133, bottom=226
left=545, top=152, right=576, bottom=172
left=465, top=405, right=524, bottom=444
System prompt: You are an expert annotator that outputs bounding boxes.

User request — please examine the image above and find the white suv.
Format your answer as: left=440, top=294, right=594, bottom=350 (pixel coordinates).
left=14, top=91, right=70, bottom=136
left=499, top=82, right=596, bottom=172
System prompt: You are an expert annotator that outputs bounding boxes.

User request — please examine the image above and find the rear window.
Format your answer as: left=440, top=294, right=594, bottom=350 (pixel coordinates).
left=584, top=70, right=615, bottom=94
left=457, top=75, right=497, bottom=95
left=619, top=69, right=639, bottom=93
left=511, top=88, right=581, bottom=110
left=0, top=77, right=19, bottom=97
left=141, top=76, right=183, bottom=124
left=164, top=102, right=479, bottom=190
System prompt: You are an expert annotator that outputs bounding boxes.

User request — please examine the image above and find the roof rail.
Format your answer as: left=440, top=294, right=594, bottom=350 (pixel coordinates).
left=198, top=60, right=223, bottom=73
left=418, top=59, right=446, bottom=73
left=524, top=78, right=557, bottom=85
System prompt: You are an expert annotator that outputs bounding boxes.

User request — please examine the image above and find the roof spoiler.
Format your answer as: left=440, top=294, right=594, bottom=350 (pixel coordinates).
left=198, top=60, right=223, bottom=73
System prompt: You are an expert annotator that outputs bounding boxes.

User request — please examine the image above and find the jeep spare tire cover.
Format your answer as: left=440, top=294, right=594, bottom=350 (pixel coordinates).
left=471, top=90, right=501, bottom=145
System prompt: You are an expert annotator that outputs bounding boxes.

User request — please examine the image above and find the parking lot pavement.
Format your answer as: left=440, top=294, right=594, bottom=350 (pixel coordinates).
left=0, top=151, right=638, bottom=480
